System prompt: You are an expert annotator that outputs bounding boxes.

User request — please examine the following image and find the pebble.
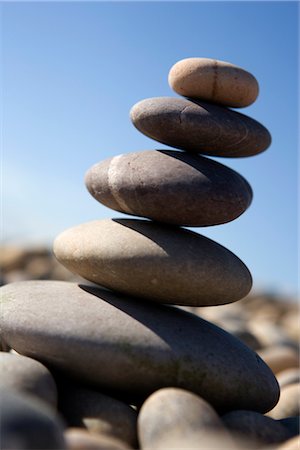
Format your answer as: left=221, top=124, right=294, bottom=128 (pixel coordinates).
left=258, top=346, right=299, bottom=374
left=53, top=218, right=252, bottom=306
left=276, top=368, right=300, bottom=388
left=138, top=387, right=228, bottom=450
left=222, top=410, right=292, bottom=445
left=0, top=280, right=279, bottom=413
left=168, top=58, right=259, bottom=108
left=0, top=352, right=57, bottom=407
left=130, top=97, right=271, bottom=157
left=64, top=428, right=131, bottom=450
left=58, top=383, right=137, bottom=447
left=268, top=383, right=300, bottom=419
left=279, top=417, right=300, bottom=438
left=85, top=150, right=253, bottom=227
left=0, top=389, right=66, bottom=450
left=277, top=435, right=300, bottom=450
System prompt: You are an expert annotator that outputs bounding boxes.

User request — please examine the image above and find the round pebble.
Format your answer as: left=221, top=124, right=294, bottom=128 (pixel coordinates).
left=0, top=280, right=279, bottom=413
left=138, top=387, right=227, bottom=450
left=0, top=390, right=65, bottom=450
left=58, top=383, right=137, bottom=447
left=85, top=150, right=253, bottom=227
left=0, top=352, right=57, bottom=407
left=130, top=97, right=271, bottom=157
left=53, top=218, right=252, bottom=307
left=64, top=428, right=131, bottom=450
left=168, top=58, right=259, bottom=107
left=222, top=410, right=292, bottom=445
left=268, top=383, right=300, bottom=419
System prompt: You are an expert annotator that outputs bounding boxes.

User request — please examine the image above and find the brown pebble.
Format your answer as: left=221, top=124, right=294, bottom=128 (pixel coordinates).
left=276, top=368, right=300, bottom=389
left=64, top=428, right=131, bottom=450
left=258, top=346, right=299, bottom=375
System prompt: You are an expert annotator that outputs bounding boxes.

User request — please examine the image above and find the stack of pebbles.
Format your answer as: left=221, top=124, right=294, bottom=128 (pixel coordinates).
left=2, top=58, right=295, bottom=450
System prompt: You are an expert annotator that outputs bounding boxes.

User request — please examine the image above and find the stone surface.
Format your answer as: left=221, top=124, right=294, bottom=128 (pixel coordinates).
left=222, top=410, right=292, bottom=445
left=138, top=387, right=227, bottom=450
left=258, top=346, right=299, bottom=374
left=276, top=368, right=300, bottom=389
left=268, top=384, right=300, bottom=419
left=278, top=435, right=300, bottom=450
left=0, top=281, right=279, bottom=412
left=130, top=97, right=271, bottom=157
left=168, top=58, right=259, bottom=108
left=85, top=150, right=253, bottom=227
left=53, top=218, right=252, bottom=306
left=64, top=428, right=130, bottom=450
left=58, top=383, right=137, bottom=447
left=0, top=390, right=65, bottom=450
left=0, top=352, right=57, bottom=407
left=279, top=417, right=300, bottom=438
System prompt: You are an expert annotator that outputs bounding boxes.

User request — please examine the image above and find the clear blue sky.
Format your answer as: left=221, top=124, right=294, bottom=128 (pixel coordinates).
left=2, top=2, right=299, bottom=297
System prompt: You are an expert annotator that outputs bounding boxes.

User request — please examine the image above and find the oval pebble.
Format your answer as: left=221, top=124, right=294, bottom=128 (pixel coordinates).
left=85, top=150, right=253, bottom=227
left=168, top=57, right=259, bottom=107
left=268, top=384, right=300, bottom=419
left=138, top=387, right=228, bottom=450
left=276, top=368, right=300, bottom=389
left=58, top=383, right=137, bottom=447
left=0, top=280, right=279, bottom=413
left=258, top=346, right=299, bottom=375
left=222, top=410, right=292, bottom=445
left=53, top=218, right=252, bottom=307
left=130, top=97, right=271, bottom=157
left=0, top=390, right=65, bottom=450
left=0, top=352, right=57, bottom=407
left=64, top=428, right=131, bottom=450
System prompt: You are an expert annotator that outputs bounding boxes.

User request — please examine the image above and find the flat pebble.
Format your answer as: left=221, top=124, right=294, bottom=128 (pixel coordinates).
left=130, top=97, right=271, bottom=157
left=0, top=280, right=279, bottom=412
left=168, top=58, right=259, bottom=107
left=85, top=150, right=252, bottom=226
left=0, top=389, right=65, bottom=450
left=138, top=387, right=228, bottom=450
left=65, top=428, right=131, bottom=450
left=268, top=384, right=300, bottom=419
left=58, top=383, right=137, bottom=447
left=222, top=410, right=292, bottom=445
left=0, top=352, right=57, bottom=407
left=54, top=218, right=252, bottom=306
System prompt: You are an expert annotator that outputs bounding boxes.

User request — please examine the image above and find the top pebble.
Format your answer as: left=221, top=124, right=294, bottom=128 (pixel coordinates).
left=168, top=57, right=259, bottom=108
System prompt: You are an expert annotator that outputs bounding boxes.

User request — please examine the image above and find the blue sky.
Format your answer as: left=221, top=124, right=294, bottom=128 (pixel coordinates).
left=2, top=2, right=299, bottom=296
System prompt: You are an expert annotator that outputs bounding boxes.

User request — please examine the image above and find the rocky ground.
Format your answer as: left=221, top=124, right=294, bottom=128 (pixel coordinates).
left=0, top=245, right=299, bottom=450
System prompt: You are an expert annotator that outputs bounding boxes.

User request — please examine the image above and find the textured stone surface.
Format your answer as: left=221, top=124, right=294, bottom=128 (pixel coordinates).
left=0, top=352, right=57, bottom=407
left=53, top=218, right=252, bottom=306
left=222, top=410, right=292, bottom=445
left=0, top=390, right=65, bottom=450
left=130, top=97, right=271, bottom=157
left=268, top=384, right=300, bottom=419
left=0, top=281, right=279, bottom=412
left=58, top=383, right=137, bottom=447
left=85, top=150, right=252, bottom=227
left=168, top=58, right=259, bottom=107
left=138, top=387, right=227, bottom=450
left=64, top=428, right=131, bottom=450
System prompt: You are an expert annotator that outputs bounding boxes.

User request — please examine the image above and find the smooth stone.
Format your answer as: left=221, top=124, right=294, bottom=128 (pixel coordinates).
left=58, top=383, right=137, bottom=447
left=278, top=436, right=300, bottom=450
left=85, top=150, right=253, bottom=227
left=0, top=281, right=279, bottom=413
left=268, top=384, right=300, bottom=419
left=130, top=97, right=271, bottom=157
left=258, top=346, right=299, bottom=374
left=64, top=428, right=131, bottom=450
left=276, top=368, right=300, bottom=388
left=168, top=58, right=259, bottom=108
left=0, top=389, right=66, bottom=450
left=279, top=417, right=300, bottom=438
left=222, top=410, right=292, bottom=445
left=0, top=352, right=57, bottom=407
left=138, top=387, right=227, bottom=450
left=53, top=219, right=252, bottom=307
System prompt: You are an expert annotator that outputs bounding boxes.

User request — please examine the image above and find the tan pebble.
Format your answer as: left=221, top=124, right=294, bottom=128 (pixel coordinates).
left=277, top=368, right=300, bottom=389
left=25, top=256, right=52, bottom=279
left=0, top=247, right=27, bottom=271
left=249, top=322, right=294, bottom=348
left=138, top=387, right=228, bottom=449
left=268, top=384, right=300, bottom=419
left=64, top=428, right=130, bottom=450
left=277, top=435, right=300, bottom=450
left=168, top=57, right=259, bottom=108
left=258, top=346, right=299, bottom=375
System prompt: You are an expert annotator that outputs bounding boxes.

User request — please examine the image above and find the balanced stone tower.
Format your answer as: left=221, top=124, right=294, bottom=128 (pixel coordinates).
left=1, top=58, right=281, bottom=449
